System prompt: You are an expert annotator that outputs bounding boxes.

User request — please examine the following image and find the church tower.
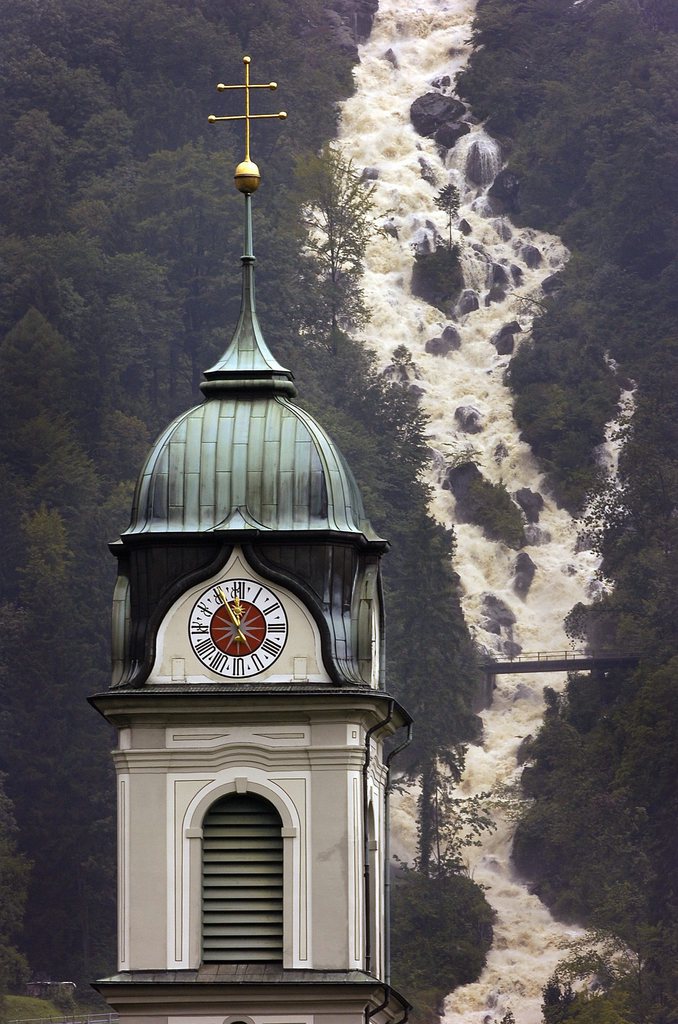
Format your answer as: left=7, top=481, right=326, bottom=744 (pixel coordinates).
left=91, top=58, right=411, bottom=1024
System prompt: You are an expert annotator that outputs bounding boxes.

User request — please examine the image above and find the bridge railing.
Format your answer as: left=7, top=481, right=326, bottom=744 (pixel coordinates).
left=8, top=1015, right=119, bottom=1024
left=480, top=648, right=642, bottom=667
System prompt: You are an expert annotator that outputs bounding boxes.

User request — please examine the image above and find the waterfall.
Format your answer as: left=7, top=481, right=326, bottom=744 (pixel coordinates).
left=336, top=2, right=603, bottom=1022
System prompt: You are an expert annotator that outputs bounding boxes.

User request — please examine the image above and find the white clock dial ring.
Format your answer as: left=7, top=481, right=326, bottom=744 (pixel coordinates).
left=188, top=578, right=288, bottom=678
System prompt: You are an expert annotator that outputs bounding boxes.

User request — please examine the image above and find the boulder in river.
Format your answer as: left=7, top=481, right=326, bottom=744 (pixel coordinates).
left=520, top=243, right=542, bottom=268
left=425, top=324, right=461, bottom=355
left=485, top=284, right=506, bottom=305
left=516, top=734, right=534, bottom=765
left=491, top=320, right=522, bottom=355
left=455, top=404, right=484, bottom=433
left=410, top=92, right=466, bottom=137
left=418, top=156, right=438, bottom=186
left=515, top=487, right=544, bottom=523
left=327, top=0, right=379, bottom=43
left=382, top=47, right=398, bottom=68
left=488, top=168, right=520, bottom=213
left=524, top=524, right=552, bottom=546
left=465, top=137, right=502, bottom=186
left=491, top=263, right=510, bottom=287
left=481, top=593, right=517, bottom=630
left=457, top=289, right=479, bottom=314
left=458, top=218, right=473, bottom=237
left=513, top=551, right=537, bottom=597
left=434, top=120, right=470, bottom=149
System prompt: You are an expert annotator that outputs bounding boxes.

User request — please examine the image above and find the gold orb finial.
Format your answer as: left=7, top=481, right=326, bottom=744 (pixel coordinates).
left=235, top=159, right=261, bottom=194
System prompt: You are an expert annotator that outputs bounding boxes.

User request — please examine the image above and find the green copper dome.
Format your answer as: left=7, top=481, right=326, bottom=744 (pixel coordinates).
left=124, top=393, right=380, bottom=539
left=123, top=195, right=381, bottom=544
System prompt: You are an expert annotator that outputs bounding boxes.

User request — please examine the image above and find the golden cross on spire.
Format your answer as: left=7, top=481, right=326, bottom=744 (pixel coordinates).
left=208, top=55, right=287, bottom=193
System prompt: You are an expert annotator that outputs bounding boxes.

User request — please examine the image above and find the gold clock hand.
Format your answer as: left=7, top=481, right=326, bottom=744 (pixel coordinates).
left=216, top=587, right=246, bottom=643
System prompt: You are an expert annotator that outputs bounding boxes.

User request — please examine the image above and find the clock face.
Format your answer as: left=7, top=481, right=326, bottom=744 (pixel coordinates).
left=188, top=578, right=288, bottom=678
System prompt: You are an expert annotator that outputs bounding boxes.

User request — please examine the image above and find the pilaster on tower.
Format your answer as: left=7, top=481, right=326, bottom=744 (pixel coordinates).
left=90, top=55, right=412, bottom=1024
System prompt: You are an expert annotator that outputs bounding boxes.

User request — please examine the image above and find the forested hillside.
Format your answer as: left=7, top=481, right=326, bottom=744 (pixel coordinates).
left=0, top=0, right=485, bottom=1009
left=459, top=2, right=678, bottom=1021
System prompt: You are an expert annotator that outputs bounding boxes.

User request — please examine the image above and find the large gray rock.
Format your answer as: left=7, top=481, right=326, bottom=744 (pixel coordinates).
left=515, top=487, right=544, bottom=523
left=521, top=243, right=542, bottom=268
left=516, top=734, right=534, bottom=765
left=410, top=92, right=466, bottom=137
left=485, top=284, right=506, bottom=305
left=455, top=405, right=484, bottom=433
left=434, top=121, right=470, bottom=149
left=465, top=138, right=502, bottom=186
left=327, top=0, right=379, bottom=43
left=513, top=551, right=537, bottom=597
left=418, top=156, right=438, bottom=186
left=491, top=320, right=522, bottom=355
left=542, top=272, right=564, bottom=293
left=481, top=593, right=517, bottom=630
left=457, top=289, right=479, bottom=314
left=491, top=263, right=510, bottom=287
left=381, top=217, right=398, bottom=239
left=524, top=525, right=552, bottom=546
left=493, top=219, right=513, bottom=241
left=442, top=460, right=482, bottom=503
left=488, top=169, right=520, bottom=213
left=382, top=47, right=398, bottom=68
left=458, top=219, right=473, bottom=237
left=425, top=324, right=461, bottom=355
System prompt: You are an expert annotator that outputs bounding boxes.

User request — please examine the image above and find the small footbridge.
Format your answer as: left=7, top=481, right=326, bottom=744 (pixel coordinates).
left=480, top=649, right=642, bottom=678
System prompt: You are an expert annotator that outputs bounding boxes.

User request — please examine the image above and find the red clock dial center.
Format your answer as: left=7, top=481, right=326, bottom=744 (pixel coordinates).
left=210, top=601, right=266, bottom=656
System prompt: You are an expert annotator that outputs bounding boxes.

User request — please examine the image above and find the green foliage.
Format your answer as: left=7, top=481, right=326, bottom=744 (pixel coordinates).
left=391, top=868, right=494, bottom=1021
left=454, top=465, right=526, bottom=549
left=3, top=996, right=64, bottom=1023
left=459, top=0, right=678, bottom=511
left=294, top=145, right=376, bottom=343
left=411, top=245, right=463, bottom=315
left=416, top=756, right=494, bottom=880
left=0, top=777, right=29, bottom=1019
left=433, top=184, right=461, bottom=252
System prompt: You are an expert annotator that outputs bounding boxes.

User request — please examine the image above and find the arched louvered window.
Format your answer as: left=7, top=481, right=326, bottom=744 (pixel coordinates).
left=202, top=793, right=283, bottom=963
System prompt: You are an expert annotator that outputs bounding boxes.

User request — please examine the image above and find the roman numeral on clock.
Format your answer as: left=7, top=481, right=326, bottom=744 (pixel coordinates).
left=267, top=623, right=286, bottom=633
left=208, top=650, right=227, bottom=673
left=195, top=637, right=215, bottom=659
left=261, top=639, right=281, bottom=657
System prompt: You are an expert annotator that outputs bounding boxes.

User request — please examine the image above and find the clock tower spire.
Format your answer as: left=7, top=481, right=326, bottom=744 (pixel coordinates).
left=91, top=56, right=412, bottom=1024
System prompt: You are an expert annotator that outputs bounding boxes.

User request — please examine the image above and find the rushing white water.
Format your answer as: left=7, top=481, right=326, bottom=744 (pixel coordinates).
left=336, top=2, right=604, bottom=1022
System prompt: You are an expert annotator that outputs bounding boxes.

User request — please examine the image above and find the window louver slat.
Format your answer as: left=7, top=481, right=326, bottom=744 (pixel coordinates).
left=202, top=794, right=283, bottom=963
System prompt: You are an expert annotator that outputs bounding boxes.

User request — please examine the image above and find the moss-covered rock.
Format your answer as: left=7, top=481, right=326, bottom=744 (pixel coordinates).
left=411, top=245, right=464, bottom=314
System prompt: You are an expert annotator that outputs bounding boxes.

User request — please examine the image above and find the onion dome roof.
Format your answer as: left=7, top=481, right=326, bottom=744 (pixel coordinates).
left=124, top=393, right=380, bottom=539
left=123, top=196, right=382, bottom=545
